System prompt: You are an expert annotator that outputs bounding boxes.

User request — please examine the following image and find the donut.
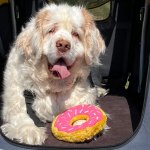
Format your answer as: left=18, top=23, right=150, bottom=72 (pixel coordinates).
left=51, top=104, right=107, bottom=142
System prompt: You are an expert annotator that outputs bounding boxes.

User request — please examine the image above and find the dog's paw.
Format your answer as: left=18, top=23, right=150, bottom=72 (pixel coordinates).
left=17, top=124, right=47, bottom=145
left=96, top=87, right=109, bottom=97
left=1, top=123, right=47, bottom=145
left=32, top=102, right=55, bottom=123
left=34, top=109, right=55, bottom=123
left=1, top=123, right=18, bottom=140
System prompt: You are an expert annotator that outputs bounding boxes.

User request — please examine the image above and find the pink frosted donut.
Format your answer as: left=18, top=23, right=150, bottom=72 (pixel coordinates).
left=51, top=104, right=107, bottom=142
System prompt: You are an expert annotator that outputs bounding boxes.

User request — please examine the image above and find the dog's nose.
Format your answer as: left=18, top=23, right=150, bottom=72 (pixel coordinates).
left=56, top=39, right=71, bottom=53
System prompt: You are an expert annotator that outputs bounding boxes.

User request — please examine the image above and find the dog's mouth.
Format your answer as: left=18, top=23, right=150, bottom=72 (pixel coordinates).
left=48, top=58, right=71, bottom=79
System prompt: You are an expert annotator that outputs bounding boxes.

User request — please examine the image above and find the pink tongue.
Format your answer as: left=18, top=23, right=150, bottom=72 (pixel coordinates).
left=51, top=60, right=70, bottom=79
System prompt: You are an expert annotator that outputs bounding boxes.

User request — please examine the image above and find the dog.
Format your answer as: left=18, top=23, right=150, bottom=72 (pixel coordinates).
left=1, top=4, right=106, bottom=145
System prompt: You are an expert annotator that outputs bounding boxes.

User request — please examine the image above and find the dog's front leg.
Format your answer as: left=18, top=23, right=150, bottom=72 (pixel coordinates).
left=1, top=71, right=47, bottom=145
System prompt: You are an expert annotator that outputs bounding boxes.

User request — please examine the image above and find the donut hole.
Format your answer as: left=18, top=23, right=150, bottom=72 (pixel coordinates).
left=70, top=115, right=89, bottom=126
left=72, top=120, right=87, bottom=126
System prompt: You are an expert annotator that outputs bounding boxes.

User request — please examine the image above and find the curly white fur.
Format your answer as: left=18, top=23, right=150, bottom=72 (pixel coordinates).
left=1, top=4, right=105, bottom=145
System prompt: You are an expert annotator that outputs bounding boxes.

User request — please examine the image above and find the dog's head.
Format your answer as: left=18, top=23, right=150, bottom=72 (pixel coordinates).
left=16, top=4, right=105, bottom=81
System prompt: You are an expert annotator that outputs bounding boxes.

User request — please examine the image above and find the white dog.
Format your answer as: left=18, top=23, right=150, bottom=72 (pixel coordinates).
left=1, top=4, right=105, bottom=145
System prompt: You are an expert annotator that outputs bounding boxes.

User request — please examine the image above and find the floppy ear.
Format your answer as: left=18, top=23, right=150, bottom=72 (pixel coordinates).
left=15, top=8, right=48, bottom=59
left=15, top=25, right=33, bottom=58
left=82, top=9, right=106, bottom=66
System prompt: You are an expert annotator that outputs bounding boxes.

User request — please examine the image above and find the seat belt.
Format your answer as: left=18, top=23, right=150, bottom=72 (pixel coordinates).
left=24, top=90, right=45, bottom=127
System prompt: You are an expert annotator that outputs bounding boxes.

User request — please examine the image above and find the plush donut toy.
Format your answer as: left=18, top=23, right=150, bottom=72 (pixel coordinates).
left=51, top=104, right=107, bottom=143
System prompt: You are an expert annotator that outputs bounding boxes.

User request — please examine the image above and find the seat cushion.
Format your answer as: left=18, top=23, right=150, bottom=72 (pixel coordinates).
left=44, top=95, right=133, bottom=148
left=0, top=95, right=133, bottom=148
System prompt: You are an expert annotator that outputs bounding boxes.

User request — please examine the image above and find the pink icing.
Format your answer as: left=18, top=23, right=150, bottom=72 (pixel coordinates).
left=54, top=105, right=103, bottom=133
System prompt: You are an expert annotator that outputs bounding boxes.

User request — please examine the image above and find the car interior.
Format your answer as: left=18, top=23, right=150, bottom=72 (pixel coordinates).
left=0, top=0, right=150, bottom=149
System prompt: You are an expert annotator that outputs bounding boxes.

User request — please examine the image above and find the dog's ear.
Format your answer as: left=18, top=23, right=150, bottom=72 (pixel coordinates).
left=15, top=8, right=48, bottom=59
left=82, top=9, right=105, bottom=66
left=15, top=26, right=33, bottom=58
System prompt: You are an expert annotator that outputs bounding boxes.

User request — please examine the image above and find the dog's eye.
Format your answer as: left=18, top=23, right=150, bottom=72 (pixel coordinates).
left=49, top=27, right=56, bottom=34
left=71, top=31, right=79, bottom=38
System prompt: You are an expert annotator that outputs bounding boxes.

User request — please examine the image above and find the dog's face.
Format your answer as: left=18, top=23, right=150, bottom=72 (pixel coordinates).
left=16, top=4, right=105, bottom=81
